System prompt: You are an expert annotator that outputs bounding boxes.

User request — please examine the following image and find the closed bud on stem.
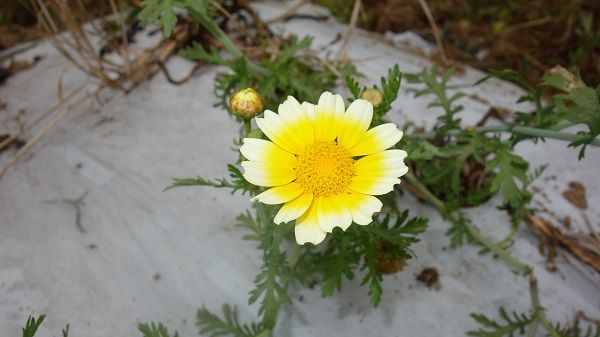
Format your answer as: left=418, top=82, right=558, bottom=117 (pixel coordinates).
left=361, top=88, right=384, bottom=108
left=546, top=66, right=584, bottom=93
left=229, top=88, right=264, bottom=118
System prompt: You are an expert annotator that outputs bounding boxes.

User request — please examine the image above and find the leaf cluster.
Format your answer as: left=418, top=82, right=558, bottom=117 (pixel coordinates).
left=543, top=70, right=600, bottom=159
left=405, top=67, right=465, bottom=133
left=236, top=204, right=293, bottom=330
left=468, top=307, right=600, bottom=337
left=294, top=196, right=427, bottom=307
left=482, top=68, right=600, bottom=158
left=21, top=315, right=70, bottom=337
left=182, top=36, right=355, bottom=114
left=138, top=0, right=210, bottom=37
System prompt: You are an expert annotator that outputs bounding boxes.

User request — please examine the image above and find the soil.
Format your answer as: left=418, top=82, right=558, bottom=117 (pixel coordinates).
left=317, top=0, right=600, bottom=87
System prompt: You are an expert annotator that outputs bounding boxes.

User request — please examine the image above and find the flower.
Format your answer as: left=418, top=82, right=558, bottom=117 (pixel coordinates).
left=240, top=92, right=408, bottom=245
left=229, top=88, right=264, bottom=118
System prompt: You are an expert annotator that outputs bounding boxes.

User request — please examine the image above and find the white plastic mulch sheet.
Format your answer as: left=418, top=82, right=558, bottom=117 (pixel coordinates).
left=1, top=2, right=599, bottom=337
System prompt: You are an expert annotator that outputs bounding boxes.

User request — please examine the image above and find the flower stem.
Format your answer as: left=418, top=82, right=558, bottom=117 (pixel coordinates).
left=529, top=274, right=561, bottom=337
left=243, top=119, right=252, bottom=135
left=403, top=172, right=531, bottom=274
left=410, top=125, right=600, bottom=146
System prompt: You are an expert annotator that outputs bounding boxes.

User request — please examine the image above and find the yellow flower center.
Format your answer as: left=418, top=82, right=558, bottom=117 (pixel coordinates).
left=294, top=141, right=355, bottom=197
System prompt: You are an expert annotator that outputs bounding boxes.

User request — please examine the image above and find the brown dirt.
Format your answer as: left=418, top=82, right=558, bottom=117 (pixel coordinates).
left=318, top=0, right=600, bottom=86
left=416, top=267, right=441, bottom=290
left=562, top=181, right=588, bottom=209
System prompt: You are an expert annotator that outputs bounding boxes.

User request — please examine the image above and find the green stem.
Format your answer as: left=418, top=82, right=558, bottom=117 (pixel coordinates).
left=192, top=11, right=270, bottom=76
left=529, top=275, right=561, bottom=337
left=410, top=124, right=600, bottom=146
left=243, top=119, right=252, bottom=135
left=403, top=172, right=531, bottom=274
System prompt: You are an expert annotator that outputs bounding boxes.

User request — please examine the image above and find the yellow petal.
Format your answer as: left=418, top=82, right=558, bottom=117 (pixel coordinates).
left=315, top=92, right=345, bottom=142
left=256, top=110, right=305, bottom=154
left=349, top=175, right=400, bottom=195
left=342, top=191, right=383, bottom=225
left=277, top=96, right=315, bottom=149
left=349, top=123, right=403, bottom=156
left=354, top=149, right=408, bottom=178
left=241, top=161, right=296, bottom=187
left=251, top=182, right=304, bottom=205
left=337, top=99, right=373, bottom=149
left=274, top=192, right=313, bottom=224
left=317, top=196, right=352, bottom=233
left=295, top=200, right=327, bottom=245
left=240, top=138, right=297, bottom=168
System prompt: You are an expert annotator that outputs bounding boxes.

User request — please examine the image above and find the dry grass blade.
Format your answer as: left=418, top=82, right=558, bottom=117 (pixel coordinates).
left=417, top=0, right=447, bottom=64
left=336, top=0, right=361, bottom=61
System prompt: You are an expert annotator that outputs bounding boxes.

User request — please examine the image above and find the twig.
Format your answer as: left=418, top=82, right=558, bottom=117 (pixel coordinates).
left=503, top=16, right=552, bottom=34
left=108, top=0, right=131, bottom=76
left=264, top=0, right=309, bottom=24
left=417, top=0, right=447, bottom=63
left=336, top=0, right=361, bottom=61
left=156, top=60, right=204, bottom=85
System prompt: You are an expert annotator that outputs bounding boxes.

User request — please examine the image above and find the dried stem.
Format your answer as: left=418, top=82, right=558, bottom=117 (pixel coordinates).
left=336, top=0, right=361, bottom=61
left=417, top=0, right=447, bottom=63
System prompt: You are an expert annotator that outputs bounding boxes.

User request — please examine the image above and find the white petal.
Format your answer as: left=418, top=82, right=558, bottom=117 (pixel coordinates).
left=274, top=192, right=313, bottom=224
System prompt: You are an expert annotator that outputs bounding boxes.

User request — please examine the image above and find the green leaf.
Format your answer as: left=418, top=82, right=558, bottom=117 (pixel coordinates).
left=164, top=165, right=253, bottom=194
left=196, top=304, right=263, bottom=337
left=22, top=315, right=46, bottom=337
left=467, top=307, right=532, bottom=337
left=241, top=204, right=292, bottom=329
left=138, top=322, right=180, bottom=337
left=406, top=67, right=463, bottom=133
left=138, top=0, right=177, bottom=37
left=485, top=148, right=528, bottom=208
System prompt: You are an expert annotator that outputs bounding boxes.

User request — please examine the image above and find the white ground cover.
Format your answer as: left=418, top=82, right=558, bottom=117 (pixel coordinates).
left=1, top=2, right=599, bottom=336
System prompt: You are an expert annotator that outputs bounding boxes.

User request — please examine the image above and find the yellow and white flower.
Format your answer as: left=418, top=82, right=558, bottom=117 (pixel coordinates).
left=240, top=92, right=408, bottom=245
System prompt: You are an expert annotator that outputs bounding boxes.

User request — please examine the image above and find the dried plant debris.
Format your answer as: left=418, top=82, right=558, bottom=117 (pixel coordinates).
left=416, top=267, right=441, bottom=290
left=0, top=58, right=41, bottom=85
left=0, top=134, right=25, bottom=153
left=562, top=181, right=588, bottom=209
left=525, top=212, right=600, bottom=273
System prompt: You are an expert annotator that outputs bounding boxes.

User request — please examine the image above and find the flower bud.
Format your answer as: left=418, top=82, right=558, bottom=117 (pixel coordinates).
left=361, top=88, right=384, bottom=108
left=229, top=88, right=264, bottom=118
left=546, top=66, right=584, bottom=93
